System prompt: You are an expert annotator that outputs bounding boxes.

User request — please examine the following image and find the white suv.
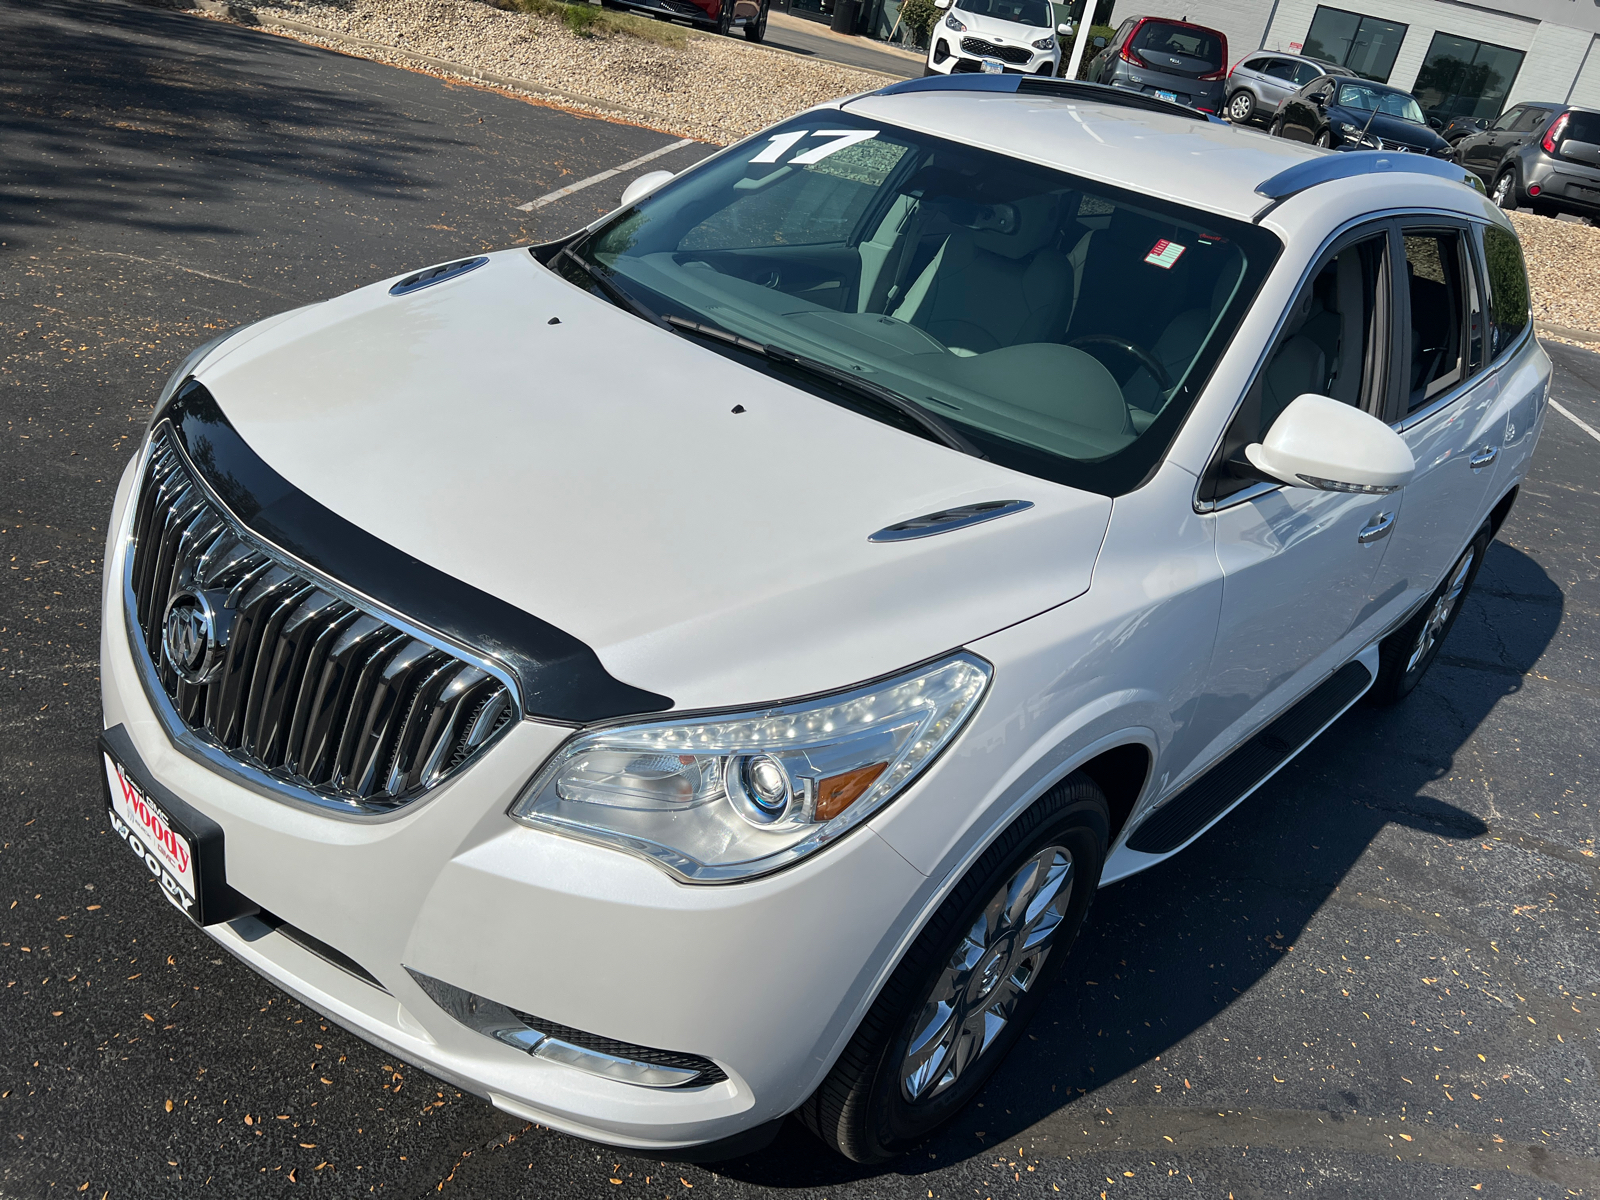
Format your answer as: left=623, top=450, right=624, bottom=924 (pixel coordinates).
left=99, top=76, right=1548, bottom=1164
left=925, top=0, right=1064, bottom=77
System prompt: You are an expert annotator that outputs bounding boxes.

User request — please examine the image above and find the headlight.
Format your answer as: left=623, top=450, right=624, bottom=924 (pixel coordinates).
left=510, top=653, right=991, bottom=883
left=945, top=13, right=965, bottom=30
left=1032, top=34, right=1055, bottom=49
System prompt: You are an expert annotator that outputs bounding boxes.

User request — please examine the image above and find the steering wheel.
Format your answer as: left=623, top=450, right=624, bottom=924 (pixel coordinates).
left=1067, top=334, right=1174, bottom=394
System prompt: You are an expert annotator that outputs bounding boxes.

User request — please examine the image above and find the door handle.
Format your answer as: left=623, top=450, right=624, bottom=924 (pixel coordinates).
left=1469, top=445, right=1500, bottom=470
left=1358, top=510, right=1396, bottom=544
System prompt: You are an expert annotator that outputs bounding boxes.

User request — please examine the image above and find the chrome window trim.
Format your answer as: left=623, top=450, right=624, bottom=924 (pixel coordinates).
left=1191, top=205, right=1491, bottom=516
left=118, top=427, right=527, bottom=824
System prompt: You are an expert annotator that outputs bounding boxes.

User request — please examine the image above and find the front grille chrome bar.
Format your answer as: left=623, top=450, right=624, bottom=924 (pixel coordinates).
left=122, top=425, right=520, bottom=816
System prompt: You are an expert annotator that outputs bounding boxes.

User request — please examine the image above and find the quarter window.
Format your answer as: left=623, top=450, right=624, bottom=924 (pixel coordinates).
left=1481, top=225, right=1530, bottom=359
left=1402, top=230, right=1472, bottom=411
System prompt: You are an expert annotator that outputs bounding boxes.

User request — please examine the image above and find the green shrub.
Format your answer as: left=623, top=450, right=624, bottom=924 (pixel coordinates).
left=898, top=0, right=940, bottom=38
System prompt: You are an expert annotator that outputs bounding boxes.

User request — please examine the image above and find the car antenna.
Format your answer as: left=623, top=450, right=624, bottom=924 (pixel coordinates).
left=1357, top=90, right=1383, bottom=145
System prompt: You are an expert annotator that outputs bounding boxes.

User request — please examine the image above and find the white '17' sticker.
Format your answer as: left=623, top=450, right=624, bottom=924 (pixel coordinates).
left=749, top=129, right=880, bottom=166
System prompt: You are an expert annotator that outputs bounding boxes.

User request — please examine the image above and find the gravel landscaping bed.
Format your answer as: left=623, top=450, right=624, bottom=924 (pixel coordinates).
left=1508, top=211, right=1600, bottom=338
left=245, top=0, right=889, bottom=144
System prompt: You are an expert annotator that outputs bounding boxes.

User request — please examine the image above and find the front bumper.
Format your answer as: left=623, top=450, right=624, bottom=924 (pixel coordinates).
left=927, top=36, right=1058, bottom=76
left=97, top=454, right=926, bottom=1150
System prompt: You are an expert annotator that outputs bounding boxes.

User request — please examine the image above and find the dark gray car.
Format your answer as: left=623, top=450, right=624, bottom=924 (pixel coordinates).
left=1224, top=52, right=1352, bottom=126
left=1085, top=16, right=1229, bottom=115
left=1455, top=102, right=1600, bottom=221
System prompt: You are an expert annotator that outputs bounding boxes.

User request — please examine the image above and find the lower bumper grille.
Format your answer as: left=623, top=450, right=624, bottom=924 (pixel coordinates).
left=126, top=423, right=515, bottom=812
left=408, top=970, right=726, bottom=1088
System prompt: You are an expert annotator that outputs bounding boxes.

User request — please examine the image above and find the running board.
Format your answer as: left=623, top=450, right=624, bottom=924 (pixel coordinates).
left=1125, top=660, right=1373, bottom=855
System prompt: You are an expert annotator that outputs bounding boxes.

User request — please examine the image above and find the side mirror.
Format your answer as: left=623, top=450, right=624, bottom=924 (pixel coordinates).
left=1244, top=394, right=1415, bottom=493
left=619, top=170, right=674, bottom=209
left=1307, top=91, right=1327, bottom=106
left=1091, top=35, right=1107, bottom=48
left=1057, top=22, right=1071, bottom=34
left=934, top=0, right=952, bottom=8
left=1427, top=116, right=1443, bottom=130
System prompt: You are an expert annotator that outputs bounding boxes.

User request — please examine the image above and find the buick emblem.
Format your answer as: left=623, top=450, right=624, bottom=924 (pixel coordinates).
left=163, top=591, right=221, bottom=684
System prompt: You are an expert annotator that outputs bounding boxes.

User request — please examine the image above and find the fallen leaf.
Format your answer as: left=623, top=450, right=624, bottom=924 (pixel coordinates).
left=1400, top=1133, right=1413, bottom=1142
left=299, top=1143, right=316, bottom=1149
left=164, top=1100, right=173, bottom=1113
left=86, top=905, right=100, bottom=911
left=288, top=1167, right=297, bottom=1183
left=244, top=1115, right=253, bottom=1126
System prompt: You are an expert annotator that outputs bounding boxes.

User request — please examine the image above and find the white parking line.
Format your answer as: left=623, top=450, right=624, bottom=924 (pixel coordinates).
left=1551, top=398, right=1600, bottom=446
left=516, top=138, right=696, bottom=211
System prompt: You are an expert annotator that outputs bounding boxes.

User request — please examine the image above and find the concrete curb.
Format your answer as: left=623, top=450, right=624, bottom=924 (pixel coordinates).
left=1535, top=320, right=1600, bottom=346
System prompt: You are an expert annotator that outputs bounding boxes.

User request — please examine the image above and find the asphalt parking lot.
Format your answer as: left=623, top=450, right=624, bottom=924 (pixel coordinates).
left=2, top=1, right=1598, bottom=1196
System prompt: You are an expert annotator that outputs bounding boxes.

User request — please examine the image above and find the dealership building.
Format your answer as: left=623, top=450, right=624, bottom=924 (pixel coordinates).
left=1102, top=0, right=1600, bottom=122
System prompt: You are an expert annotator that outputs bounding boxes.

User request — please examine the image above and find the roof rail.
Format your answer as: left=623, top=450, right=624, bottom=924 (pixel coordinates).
left=1255, top=150, right=1480, bottom=200
left=869, top=75, right=1218, bottom=123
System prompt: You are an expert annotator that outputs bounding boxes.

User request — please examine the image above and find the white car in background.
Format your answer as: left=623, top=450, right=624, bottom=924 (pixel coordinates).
left=100, top=76, right=1547, bottom=1166
left=924, top=0, right=1066, bottom=77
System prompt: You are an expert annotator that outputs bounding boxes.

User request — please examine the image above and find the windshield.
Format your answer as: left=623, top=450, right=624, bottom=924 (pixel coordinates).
left=1336, top=83, right=1425, bottom=124
left=1131, top=22, right=1223, bottom=70
left=954, top=0, right=1051, bottom=27
left=565, top=111, right=1278, bottom=495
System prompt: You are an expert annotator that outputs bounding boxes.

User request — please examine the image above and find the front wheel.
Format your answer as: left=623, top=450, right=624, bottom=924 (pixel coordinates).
left=743, top=0, right=767, bottom=40
left=1315, top=127, right=1334, bottom=148
left=1366, top=526, right=1490, bottom=705
left=799, top=776, right=1109, bottom=1162
left=1227, top=90, right=1255, bottom=124
left=1268, top=116, right=1284, bottom=138
left=1492, top=169, right=1519, bottom=210
left=715, top=0, right=732, bottom=36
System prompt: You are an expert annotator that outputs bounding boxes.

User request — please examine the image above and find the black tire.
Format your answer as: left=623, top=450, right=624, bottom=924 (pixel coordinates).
left=743, top=0, right=767, bottom=40
left=1366, top=524, right=1490, bottom=706
left=1314, top=127, right=1334, bottom=149
left=716, top=0, right=732, bottom=36
left=1492, top=168, right=1519, bottom=210
left=1226, top=89, right=1254, bottom=124
left=1268, top=116, right=1284, bottom=138
left=798, top=776, right=1109, bottom=1163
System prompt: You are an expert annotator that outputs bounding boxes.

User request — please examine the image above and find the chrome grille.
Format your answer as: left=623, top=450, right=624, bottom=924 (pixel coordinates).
left=961, top=36, right=1031, bottom=64
left=127, top=427, right=517, bottom=812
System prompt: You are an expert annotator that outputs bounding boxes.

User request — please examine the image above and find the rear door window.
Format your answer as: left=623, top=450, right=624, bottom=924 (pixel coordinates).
left=1292, top=62, right=1324, bottom=86
left=1491, top=105, right=1525, bottom=132
left=1511, top=106, right=1553, bottom=134
left=1401, top=229, right=1472, bottom=411
left=1244, top=56, right=1275, bottom=74
left=1481, top=225, right=1530, bottom=358
left=1131, top=22, right=1223, bottom=71
left=1263, top=59, right=1299, bottom=81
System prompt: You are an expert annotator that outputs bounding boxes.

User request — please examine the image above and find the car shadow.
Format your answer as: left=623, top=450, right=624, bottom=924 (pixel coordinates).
left=693, top=537, right=1562, bottom=1186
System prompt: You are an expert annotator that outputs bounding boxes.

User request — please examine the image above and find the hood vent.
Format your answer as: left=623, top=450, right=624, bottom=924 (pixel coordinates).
left=389, top=256, right=489, bottom=296
left=869, top=499, right=1033, bottom=543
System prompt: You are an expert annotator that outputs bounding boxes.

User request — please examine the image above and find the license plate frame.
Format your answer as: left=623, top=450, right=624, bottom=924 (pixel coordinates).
left=1155, top=89, right=1178, bottom=103
left=981, top=59, right=1005, bottom=74
left=100, top=727, right=255, bottom=927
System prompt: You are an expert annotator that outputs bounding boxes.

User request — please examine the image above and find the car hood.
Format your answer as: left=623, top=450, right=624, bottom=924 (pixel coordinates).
left=1336, top=108, right=1448, bottom=151
left=195, top=249, right=1112, bottom=713
left=951, top=9, right=1050, bottom=45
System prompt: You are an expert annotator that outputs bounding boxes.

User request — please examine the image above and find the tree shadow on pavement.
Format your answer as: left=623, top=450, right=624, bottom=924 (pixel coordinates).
left=696, top=538, right=1562, bottom=1187
left=0, top=0, right=455, bottom=248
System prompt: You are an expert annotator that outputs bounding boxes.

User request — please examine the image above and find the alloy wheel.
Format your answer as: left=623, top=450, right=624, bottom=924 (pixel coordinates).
left=1228, top=92, right=1253, bottom=123
left=1406, top=546, right=1476, bottom=675
left=1493, top=172, right=1514, bottom=208
left=899, top=845, right=1074, bottom=1103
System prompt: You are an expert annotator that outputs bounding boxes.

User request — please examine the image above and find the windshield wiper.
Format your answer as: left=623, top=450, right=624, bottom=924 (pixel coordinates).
left=664, top=317, right=983, bottom=458
left=561, top=247, right=668, bottom=328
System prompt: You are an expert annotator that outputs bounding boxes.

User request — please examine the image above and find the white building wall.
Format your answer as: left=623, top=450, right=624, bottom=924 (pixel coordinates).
left=1504, top=20, right=1594, bottom=107
left=1565, top=35, right=1600, bottom=106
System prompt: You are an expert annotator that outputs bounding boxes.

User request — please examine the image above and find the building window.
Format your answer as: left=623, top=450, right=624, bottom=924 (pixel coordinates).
left=1410, top=33, right=1525, bottom=124
left=1301, top=6, right=1407, bottom=83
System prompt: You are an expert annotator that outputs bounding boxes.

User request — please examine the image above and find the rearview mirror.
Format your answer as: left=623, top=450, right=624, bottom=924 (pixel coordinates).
left=1091, top=35, right=1107, bottom=48
left=1244, top=394, right=1415, bottom=494
left=619, top=170, right=674, bottom=209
